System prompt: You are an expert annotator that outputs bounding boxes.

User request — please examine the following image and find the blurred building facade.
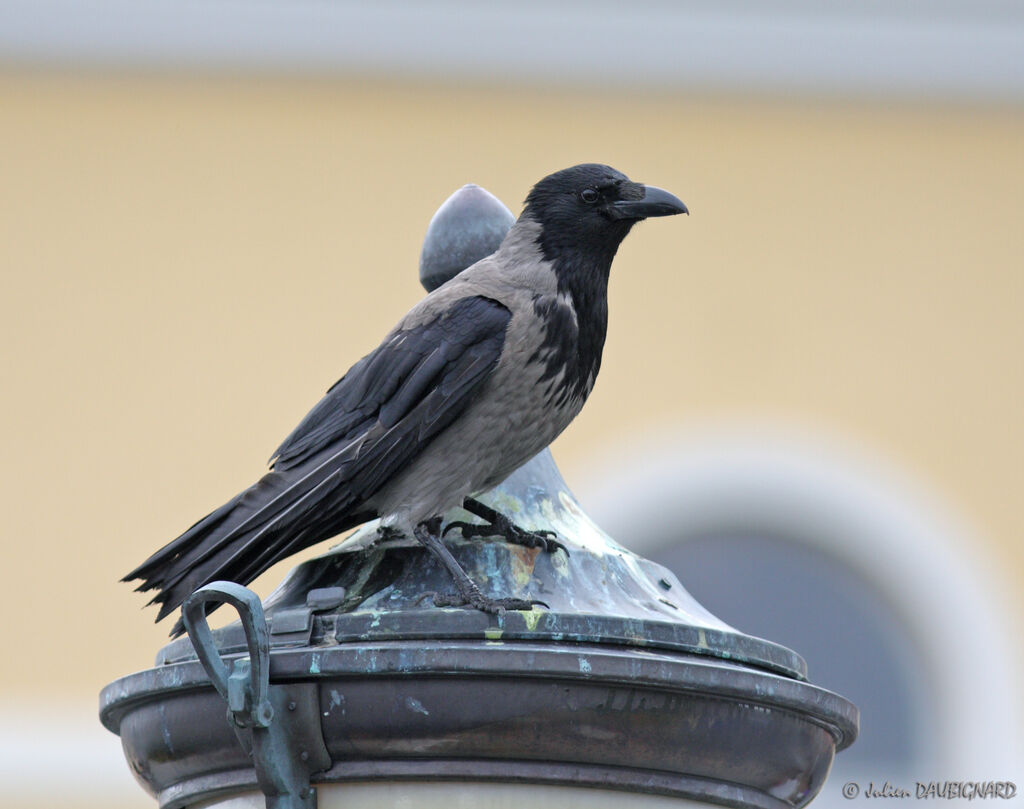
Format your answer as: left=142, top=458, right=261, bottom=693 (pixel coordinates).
left=1, top=2, right=1022, bottom=806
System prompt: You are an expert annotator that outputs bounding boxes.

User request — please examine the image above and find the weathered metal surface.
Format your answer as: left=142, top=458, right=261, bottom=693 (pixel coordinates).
left=102, top=636, right=854, bottom=809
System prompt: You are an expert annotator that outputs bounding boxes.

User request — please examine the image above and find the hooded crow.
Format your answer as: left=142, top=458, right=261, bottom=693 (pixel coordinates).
left=125, top=164, right=687, bottom=633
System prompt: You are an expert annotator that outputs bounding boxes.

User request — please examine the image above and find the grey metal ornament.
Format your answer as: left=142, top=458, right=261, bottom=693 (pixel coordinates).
left=419, top=183, right=516, bottom=293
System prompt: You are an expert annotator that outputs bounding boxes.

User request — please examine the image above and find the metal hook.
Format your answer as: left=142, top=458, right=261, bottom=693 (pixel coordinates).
left=182, top=581, right=329, bottom=809
left=182, top=580, right=274, bottom=727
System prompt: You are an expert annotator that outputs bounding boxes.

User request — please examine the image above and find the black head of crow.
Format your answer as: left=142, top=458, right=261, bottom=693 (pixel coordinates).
left=125, top=164, right=687, bottom=633
left=523, top=163, right=687, bottom=264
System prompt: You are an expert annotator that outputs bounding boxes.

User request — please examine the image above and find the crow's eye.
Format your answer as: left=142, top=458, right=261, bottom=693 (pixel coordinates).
left=580, top=188, right=600, bottom=204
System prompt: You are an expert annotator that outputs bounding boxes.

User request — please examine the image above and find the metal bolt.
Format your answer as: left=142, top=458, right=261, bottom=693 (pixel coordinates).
left=288, top=701, right=297, bottom=711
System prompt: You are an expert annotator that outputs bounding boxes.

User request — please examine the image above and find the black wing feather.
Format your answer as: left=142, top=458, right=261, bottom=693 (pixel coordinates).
left=125, top=295, right=512, bottom=634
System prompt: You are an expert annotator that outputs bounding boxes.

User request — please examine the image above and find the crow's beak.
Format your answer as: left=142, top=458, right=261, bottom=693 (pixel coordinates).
left=611, top=185, right=689, bottom=220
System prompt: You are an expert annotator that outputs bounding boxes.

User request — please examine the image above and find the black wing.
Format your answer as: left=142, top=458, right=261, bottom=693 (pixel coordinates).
left=272, top=294, right=511, bottom=472
left=125, top=294, right=512, bottom=631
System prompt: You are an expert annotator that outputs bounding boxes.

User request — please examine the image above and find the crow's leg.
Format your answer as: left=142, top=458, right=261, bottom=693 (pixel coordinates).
left=443, top=497, right=567, bottom=555
left=413, top=518, right=541, bottom=613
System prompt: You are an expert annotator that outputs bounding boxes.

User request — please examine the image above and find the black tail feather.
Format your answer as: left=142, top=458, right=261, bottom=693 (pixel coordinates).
left=124, top=467, right=372, bottom=636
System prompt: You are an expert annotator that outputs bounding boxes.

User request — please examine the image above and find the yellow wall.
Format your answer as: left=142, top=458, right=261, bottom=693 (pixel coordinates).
left=1, top=70, right=1021, bottom=723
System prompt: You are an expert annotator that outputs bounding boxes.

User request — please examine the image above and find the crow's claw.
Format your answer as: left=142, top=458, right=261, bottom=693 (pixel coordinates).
left=441, top=520, right=473, bottom=538
left=443, top=518, right=568, bottom=556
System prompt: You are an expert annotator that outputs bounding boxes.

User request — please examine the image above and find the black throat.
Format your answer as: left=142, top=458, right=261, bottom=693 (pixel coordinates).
left=530, top=216, right=636, bottom=404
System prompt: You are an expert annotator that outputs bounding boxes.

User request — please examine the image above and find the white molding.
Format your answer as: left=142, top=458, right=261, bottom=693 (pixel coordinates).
left=574, top=423, right=1023, bottom=777
left=1, top=0, right=1022, bottom=101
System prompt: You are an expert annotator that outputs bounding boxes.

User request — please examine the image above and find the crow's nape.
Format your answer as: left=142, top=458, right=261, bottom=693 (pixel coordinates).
left=124, top=468, right=373, bottom=637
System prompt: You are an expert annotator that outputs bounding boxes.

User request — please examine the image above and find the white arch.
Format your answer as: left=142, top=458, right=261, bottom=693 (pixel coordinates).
left=574, top=424, right=1022, bottom=778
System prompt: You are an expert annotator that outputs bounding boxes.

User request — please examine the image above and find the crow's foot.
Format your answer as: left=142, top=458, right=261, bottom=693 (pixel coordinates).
left=444, top=497, right=567, bottom=555
left=412, top=518, right=547, bottom=616
left=443, top=519, right=564, bottom=554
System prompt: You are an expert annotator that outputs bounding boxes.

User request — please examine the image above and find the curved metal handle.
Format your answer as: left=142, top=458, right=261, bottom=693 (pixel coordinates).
left=182, top=581, right=273, bottom=727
